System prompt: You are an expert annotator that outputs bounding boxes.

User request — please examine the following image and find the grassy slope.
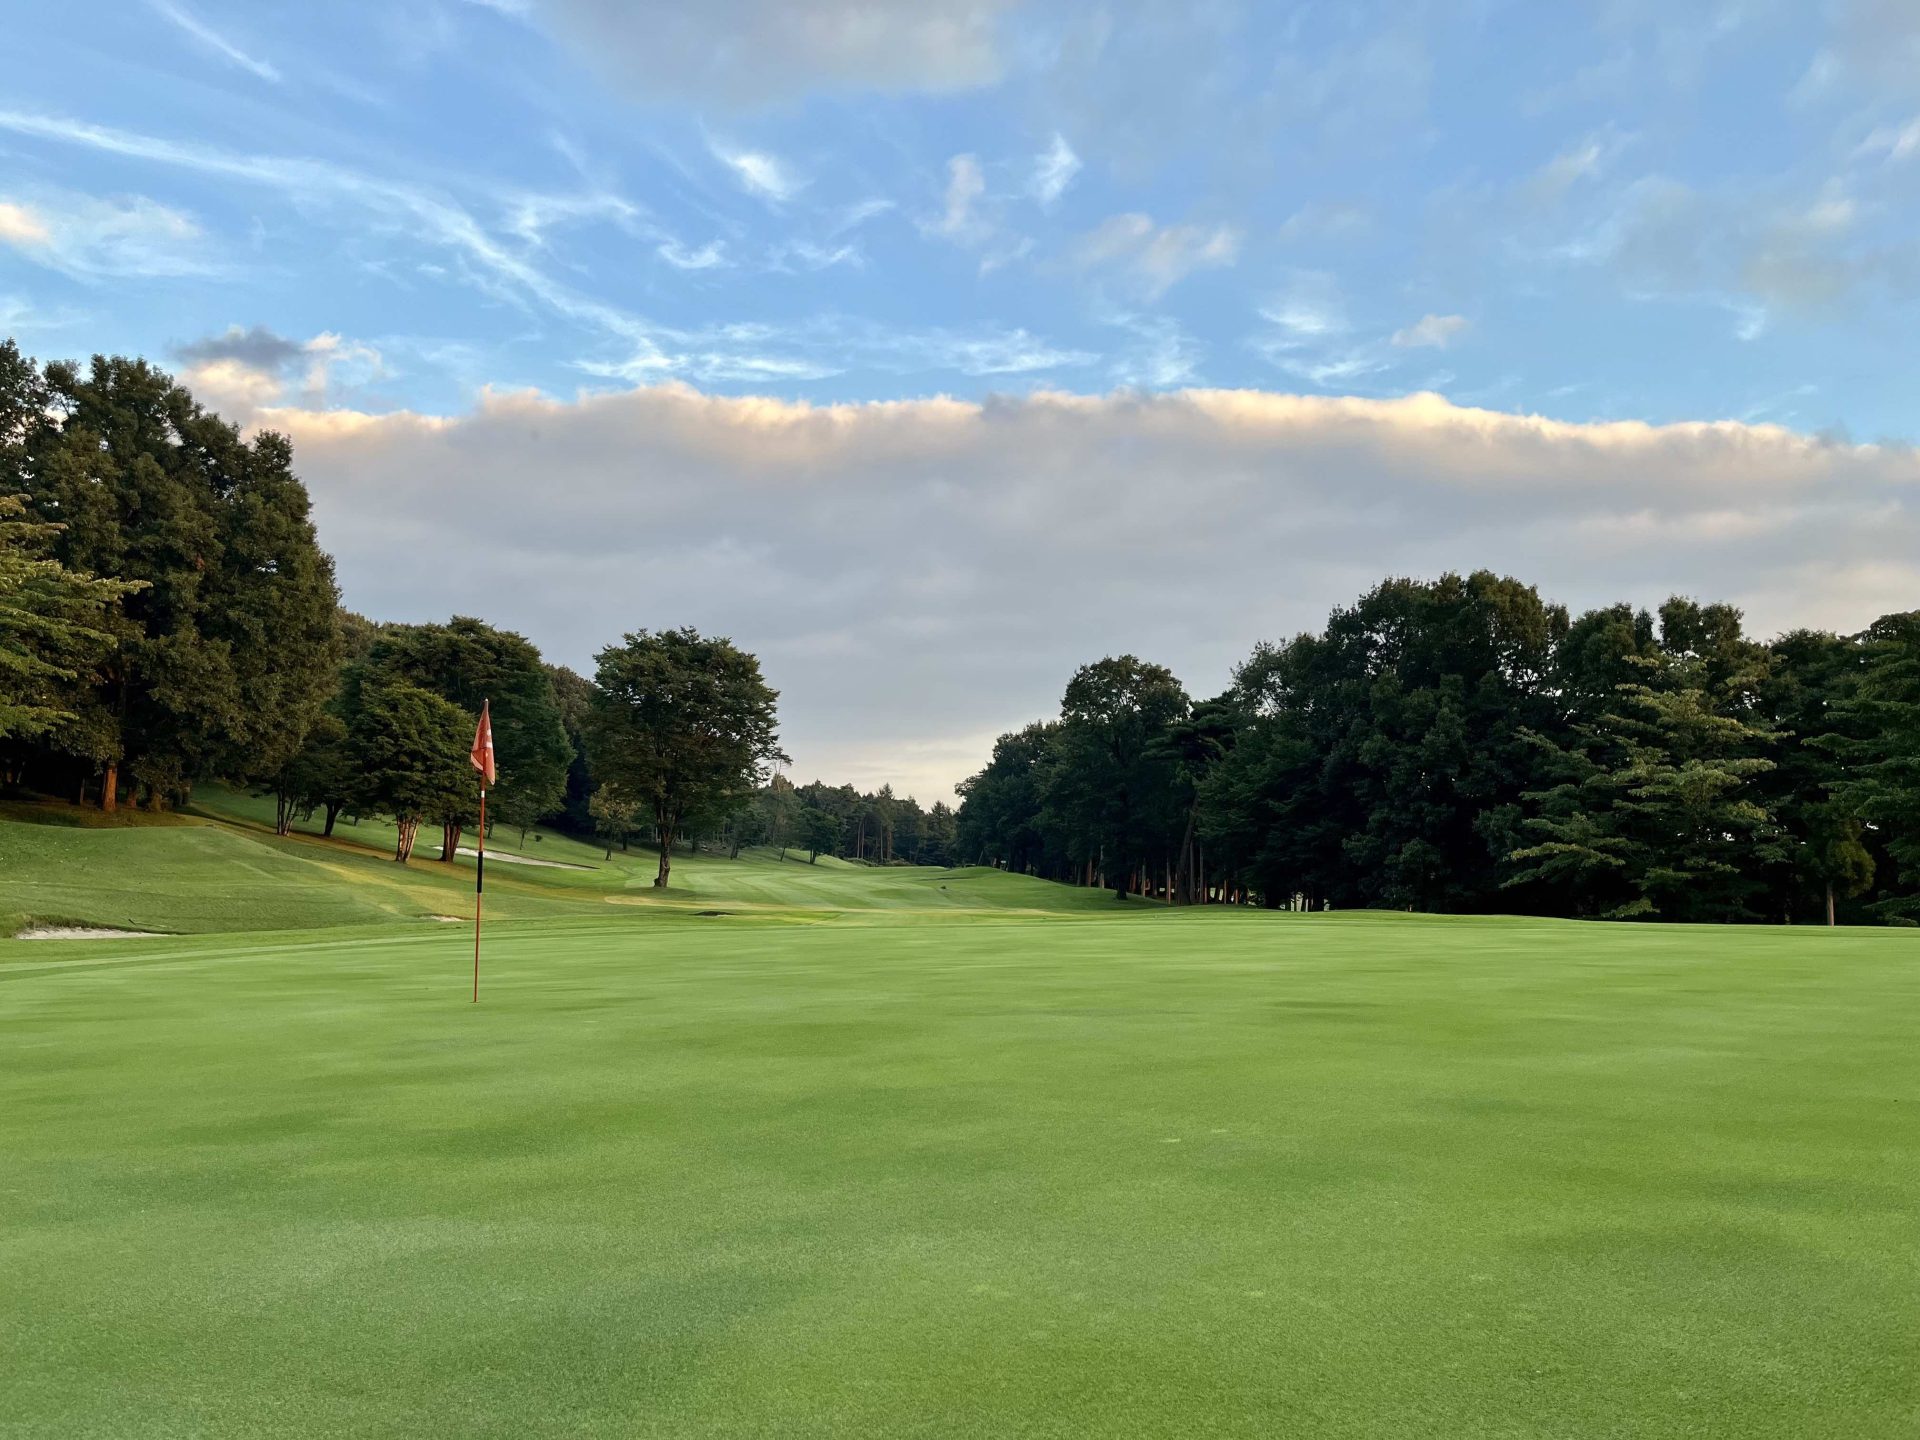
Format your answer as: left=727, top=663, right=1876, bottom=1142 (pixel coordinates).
left=2, top=807, right=1917, bottom=1436
left=0, top=787, right=1106, bottom=935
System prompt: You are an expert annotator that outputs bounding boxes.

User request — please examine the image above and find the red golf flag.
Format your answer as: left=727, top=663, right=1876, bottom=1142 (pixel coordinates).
left=470, top=700, right=496, bottom=786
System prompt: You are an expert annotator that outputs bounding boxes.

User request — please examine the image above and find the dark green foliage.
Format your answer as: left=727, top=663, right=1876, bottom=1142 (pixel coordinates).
left=587, top=628, right=786, bottom=888
left=587, top=781, right=640, bottom=859
left=262, top=709, right=351, bottom=837
left=800, top=805, right=840, bottom=863
left=6, top=344, right=339, bottom=807
left=1509, top=674, right=1785, bottom=921
left=1196, top=572, right=1568, bottom=911
left=364, top=618, right=569, bottom=840
left=964, top=574, right=1920, bottom=924
left=545, top=663, right=597, bottom=833
left=346, top=676, right=472, bottom=863
left=955, top=722, right=1064, bottom=874
left=1823, top=612, right=1920, bottom=921
left=0, top=494, right=141, bottom=745
left=1047, top=656, right=1189, bottom=899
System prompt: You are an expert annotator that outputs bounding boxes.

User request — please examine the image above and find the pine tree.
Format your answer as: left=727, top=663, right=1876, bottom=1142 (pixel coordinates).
left=0, top=495, right=141, bottom=749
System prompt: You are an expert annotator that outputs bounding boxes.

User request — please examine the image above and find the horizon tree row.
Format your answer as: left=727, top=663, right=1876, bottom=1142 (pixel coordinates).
left=955, top=572, right=1920, bottom=926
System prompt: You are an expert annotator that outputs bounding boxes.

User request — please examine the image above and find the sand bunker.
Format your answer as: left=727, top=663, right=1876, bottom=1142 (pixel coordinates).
left=456, top=847, right=592, bottom=870
left=16, top=926, right=164, bottom=940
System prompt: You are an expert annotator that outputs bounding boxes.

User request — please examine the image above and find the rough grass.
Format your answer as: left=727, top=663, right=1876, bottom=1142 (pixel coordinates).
left=2, top=812, right=1916, bottom=1436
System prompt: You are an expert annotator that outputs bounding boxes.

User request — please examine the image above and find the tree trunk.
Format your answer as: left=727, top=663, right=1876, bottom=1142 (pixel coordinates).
left=323, top=802, right=341, bottom=837
left=1827, top=882, right=1836, bottom=928
left=101, top=761, right=118, bottom=812
left=275, top=792, right=295, bottom=836
left=440, top=822, right=462, bottom=862
left=395, top=817, right=419, bottom=863
left=655, top=819, right=675, bottom=888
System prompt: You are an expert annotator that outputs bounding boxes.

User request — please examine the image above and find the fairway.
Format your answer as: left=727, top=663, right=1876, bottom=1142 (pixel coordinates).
left=4, top=815, right=1917, bottom=1437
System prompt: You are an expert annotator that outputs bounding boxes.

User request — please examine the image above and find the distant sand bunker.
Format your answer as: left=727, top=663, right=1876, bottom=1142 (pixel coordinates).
left=16, top=926, right=164, bottom=941
left=455, top=847, right=591, bottom=870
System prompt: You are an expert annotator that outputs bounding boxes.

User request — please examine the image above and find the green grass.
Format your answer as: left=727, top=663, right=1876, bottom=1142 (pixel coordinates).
left=2, top=809, right=1917, bottom=1436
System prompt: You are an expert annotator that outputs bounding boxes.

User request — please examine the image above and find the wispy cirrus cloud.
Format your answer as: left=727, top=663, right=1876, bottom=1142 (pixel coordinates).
left=930, top=155, right=989, bottom=242
left=1074, top=213, right=1240, bottom=298
left=707, top=140, right=806, bottom=205
left=0, top=108, right=685, bottom=365
left=1392, top=313, right=1469, bottom=349
left=148, top=0, right=280, bottom=82
left=1028, top=134, right=1081, bottom=207
left=532, top=0, right=1018, bottom=108
left=657, top=238, right=729, bottom=270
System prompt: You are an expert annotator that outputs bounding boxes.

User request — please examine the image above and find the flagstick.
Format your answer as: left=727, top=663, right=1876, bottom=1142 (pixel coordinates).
left=473, top=784, right=485, bottom=1003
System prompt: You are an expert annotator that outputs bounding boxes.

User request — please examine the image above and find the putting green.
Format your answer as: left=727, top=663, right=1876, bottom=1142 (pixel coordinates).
left=2, top=809, right=1916, bottom=1436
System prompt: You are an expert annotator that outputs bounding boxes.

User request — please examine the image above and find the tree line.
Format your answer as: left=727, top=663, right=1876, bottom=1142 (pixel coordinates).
left=8, top=342, right=1915, bottom=922
left=956, top=572, right=1920, bottom=925
left=0, top=341, right=949, bottom=881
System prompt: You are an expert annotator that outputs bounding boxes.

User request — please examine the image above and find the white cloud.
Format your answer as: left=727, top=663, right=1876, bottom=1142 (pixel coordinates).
left=1028, top=134, right=1081, bottom=207
left=174, top=324, right=384, bottom=415
left=1277, top=202, right=1371, bottom=243
left=1075, top=213, right=1240, bottom=298
left=1392, top=313, right=1469, bottom=349
left=1527, top=128, right=1633, bottom=205
left=248, top=382, right=1920, bottom=803
left=1105, top=312, right=1202, bottom=388
left=149, top=0, right=280, bottom=82
left=767, top=239, right=864, bottom=272
left=1856, top=116, right=1920, bottom=164
left=1260, top=273, right=1346, bottom=342
left=533, top=0, right=1016, bottom=107
left=0, top=202, right=51, bottom=247
left=829, top=198, right=895, bottom=235
left=709, top=142, right=805, bottom=204
left=574, top=316, right=1092, bottom=386
left=932, top=154, right=988, bottom=241
left=1555, top=175, right=1911, bottom=321
left=0, top=190, right=209, bottom=279
left=657, top=238, right=728, bottom=270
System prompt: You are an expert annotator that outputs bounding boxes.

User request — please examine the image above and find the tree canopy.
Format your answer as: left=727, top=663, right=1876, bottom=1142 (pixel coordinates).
left=2, top=342, right=339, bottom=809
left=587, top=628, right=786, bottom=888
left=959, top=572, right=1920, bottom=925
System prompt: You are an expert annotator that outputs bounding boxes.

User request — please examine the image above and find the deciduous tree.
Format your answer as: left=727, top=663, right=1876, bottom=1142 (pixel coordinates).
left=587, top=628, right=785, bottom=888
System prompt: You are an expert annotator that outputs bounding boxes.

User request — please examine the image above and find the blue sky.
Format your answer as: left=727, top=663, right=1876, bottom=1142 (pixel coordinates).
left=7, top=0, right=1919, bottom=432
left=5, top=1, right=1919, bottom=799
